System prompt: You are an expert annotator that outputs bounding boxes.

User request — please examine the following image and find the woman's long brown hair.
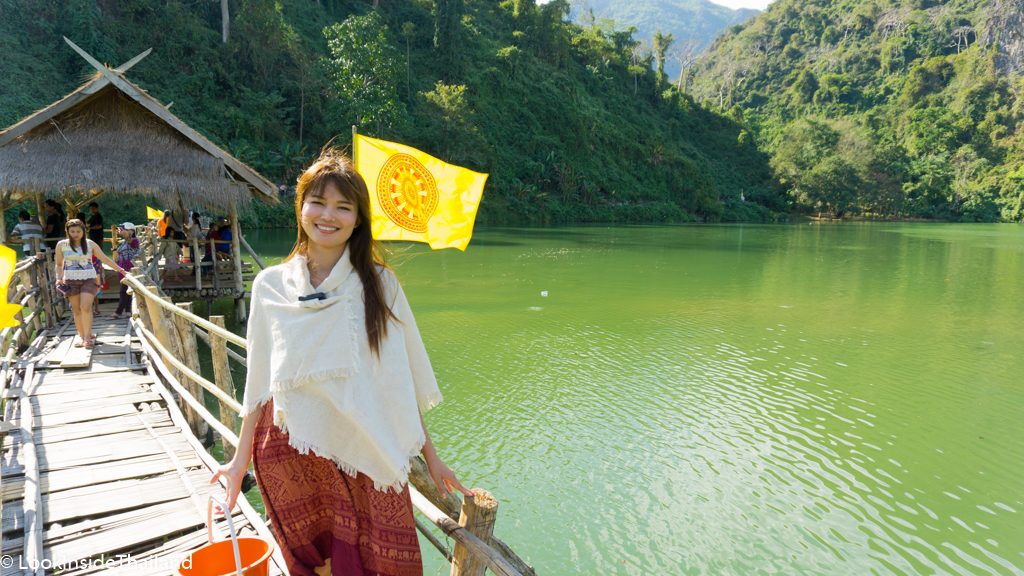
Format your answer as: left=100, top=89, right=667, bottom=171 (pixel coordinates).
left=64, top=219, right=87, bottom=252
left=284, top=149, right=395, bottom=356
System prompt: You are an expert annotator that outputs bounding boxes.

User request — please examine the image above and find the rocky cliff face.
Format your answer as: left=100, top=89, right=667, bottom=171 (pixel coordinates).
left=981, top=0, right=1024, bottom=75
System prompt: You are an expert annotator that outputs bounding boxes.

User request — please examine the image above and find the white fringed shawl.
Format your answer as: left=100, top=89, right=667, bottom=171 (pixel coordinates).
left=240, top=249, right=443, bottom=492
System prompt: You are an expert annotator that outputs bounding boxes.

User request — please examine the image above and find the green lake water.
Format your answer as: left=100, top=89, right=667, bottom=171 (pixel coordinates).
left=227, top=223, right=1023, bottom=575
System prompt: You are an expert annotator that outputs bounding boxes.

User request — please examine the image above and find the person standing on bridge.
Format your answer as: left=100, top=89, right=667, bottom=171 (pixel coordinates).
left=54, top=219, right=125, bottom=348
left=211, top=150, right=471, bottom=576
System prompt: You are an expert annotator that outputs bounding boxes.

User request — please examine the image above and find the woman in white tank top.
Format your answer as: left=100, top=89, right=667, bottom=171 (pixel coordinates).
left=55, top=219, right=125, bottom=348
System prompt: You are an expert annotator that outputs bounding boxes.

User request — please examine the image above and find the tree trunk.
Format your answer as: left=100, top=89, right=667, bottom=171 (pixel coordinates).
left=221, top=0, right=230, bottom=44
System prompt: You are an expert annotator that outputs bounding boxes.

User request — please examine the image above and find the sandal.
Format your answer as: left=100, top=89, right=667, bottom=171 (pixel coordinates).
left=84, top=339, right=95, bottom=349
left=110, top=313, right=123, bottom=320
left=74, top=339, right=85, bottom=348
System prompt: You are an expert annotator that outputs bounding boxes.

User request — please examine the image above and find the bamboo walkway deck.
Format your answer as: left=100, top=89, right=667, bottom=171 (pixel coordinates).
left=0, top=302, right=286, bottom=575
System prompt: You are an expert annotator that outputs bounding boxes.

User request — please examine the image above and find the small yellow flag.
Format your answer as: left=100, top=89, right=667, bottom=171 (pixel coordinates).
left=146, top=206, right=164, bottom=220
left=354, top=134, right=487, bottom=251
left=0, top=246, right=23, bottom=329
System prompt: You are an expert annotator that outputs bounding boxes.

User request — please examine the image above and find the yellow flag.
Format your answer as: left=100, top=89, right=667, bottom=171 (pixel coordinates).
left=354, top=134, right=487, bottom=251
left=146, top=206, right=164, bottom=220
left=0, top=246, right=23, bottom=329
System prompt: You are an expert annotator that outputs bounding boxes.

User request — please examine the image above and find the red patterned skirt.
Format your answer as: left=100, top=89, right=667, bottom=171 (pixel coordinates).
left=252, top=401, right=423, bottom=576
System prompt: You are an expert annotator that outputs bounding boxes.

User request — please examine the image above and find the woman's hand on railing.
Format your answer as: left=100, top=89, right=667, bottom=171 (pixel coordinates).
left=425, top=453, right=473, bottom=499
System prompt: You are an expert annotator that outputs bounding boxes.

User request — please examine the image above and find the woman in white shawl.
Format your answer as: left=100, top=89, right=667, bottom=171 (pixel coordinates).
left=211, top=150, right=470, bottom=576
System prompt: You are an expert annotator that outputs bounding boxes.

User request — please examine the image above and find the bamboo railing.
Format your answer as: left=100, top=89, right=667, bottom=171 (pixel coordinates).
left=0, top=253, right=62, bottom=559
left=121, top=273, right=535, bottom=576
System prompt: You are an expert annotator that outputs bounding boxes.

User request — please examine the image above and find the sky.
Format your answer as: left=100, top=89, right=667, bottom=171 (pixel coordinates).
left=707, top=0, right=776, bottom=9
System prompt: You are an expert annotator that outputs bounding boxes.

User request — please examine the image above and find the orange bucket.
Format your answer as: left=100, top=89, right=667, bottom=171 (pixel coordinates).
left=178, top=497, right=275, bottom=576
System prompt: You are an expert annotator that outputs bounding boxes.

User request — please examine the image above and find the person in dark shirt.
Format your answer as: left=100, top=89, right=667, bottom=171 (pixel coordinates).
left=216, top=219, right=232, bottom=259
left=44, top=200, right=66, bottom=251
left=87, top=202, right=105, bottom=247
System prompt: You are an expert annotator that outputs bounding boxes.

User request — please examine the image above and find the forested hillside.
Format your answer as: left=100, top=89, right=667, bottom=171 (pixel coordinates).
left=567, top=0, right=759, bottom=79
left=686, top=0, right=1024, bottom=221
left=0, top=0, right=786, bottom=226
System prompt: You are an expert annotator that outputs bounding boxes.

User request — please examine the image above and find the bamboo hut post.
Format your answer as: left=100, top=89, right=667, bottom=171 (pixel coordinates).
left=209, top=315, right=237, bottom=460
left=228, top=204, right=246, bottom=322
left=192, top=236, right=202, bottom=291
left=172, top=302, right=207, bottom=439
left=0, top=198, right=7, bottom=243
left=451, top=491, right=500, bottom=576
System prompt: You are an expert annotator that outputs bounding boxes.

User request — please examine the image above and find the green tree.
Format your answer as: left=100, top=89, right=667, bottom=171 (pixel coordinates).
left=323, top=12, right=406, bottom=133
left=652, top=30, right=674, bottom=95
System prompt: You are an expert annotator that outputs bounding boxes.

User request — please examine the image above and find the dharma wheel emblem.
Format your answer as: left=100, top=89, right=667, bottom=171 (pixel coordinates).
left=376, top=154, right=438, bottom=233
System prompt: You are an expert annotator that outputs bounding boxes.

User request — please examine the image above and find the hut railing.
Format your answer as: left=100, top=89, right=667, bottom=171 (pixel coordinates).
left=121, top=273, right=534, bottom=576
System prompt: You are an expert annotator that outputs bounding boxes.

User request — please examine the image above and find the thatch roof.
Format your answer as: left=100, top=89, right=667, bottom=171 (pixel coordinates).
left=0, top=52, right=278, bottom=210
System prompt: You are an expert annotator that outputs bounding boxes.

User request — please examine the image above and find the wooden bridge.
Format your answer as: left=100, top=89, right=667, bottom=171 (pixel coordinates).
left=0, top=255, right=534, bottom=575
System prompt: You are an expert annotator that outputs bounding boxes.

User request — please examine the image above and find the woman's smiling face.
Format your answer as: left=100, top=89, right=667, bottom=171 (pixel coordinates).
left=300, top=181, right=359, bottom=252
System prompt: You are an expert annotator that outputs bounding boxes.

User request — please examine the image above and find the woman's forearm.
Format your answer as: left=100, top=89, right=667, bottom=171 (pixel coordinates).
left=90, top=242, right=121, bottom=269
left=232, top=409, right=261, bottom=468
left=419, top=412, right=441, bottom=464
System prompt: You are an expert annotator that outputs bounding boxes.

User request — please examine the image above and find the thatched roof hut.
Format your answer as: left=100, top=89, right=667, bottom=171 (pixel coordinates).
left=0, top=46, right=277, bottom=211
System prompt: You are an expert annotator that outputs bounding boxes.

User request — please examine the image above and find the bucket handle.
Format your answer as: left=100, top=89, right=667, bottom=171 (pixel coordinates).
left=207, top=495, right=244, bottom=576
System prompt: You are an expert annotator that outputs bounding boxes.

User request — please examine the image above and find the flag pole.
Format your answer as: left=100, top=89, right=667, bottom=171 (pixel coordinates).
left=352, top=125, right=358, bottom=166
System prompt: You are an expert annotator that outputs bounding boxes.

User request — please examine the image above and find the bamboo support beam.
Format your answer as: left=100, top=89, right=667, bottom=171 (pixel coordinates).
left=173, top=302, right=207, bottom=438
left=132, top=319, right=239, bottom=446
left=134, top=323, right=241, bottom=413
left=416, top=517, right=454, bottom=562
left=123, top=274, right=246, bottom=347
left=209, top=315, right=238, bottom=461
left=238, top=233, right=266, bottom=270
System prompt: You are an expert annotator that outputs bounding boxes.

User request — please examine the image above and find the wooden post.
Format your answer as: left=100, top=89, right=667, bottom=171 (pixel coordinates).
left=0, top=199, right=7, bottom=244
left=33, top=247, right=55, bottom=328
left=19, top=269, right=41, bottom=337
left=209, top=315, right=237, bottom=461
left=228, top=204, right=246, bottom=322
left=192, top=237, right=202, bottom=291
left=451, top=490, right=499, bottom=576
left=172, top=302, right=207, bottom=439
left=143, top=294, right=196, bottom=432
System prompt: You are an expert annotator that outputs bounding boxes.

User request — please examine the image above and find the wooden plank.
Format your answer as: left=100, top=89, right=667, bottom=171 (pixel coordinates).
left=46, top=505, right=247, bottom=569
left=42, top=469, right=213, bottom=524
left=0, top=555, right=21, bottom=576
left=2, top=500, right=24, bottom=534
left=11, top=375, right=152, bottom=397
left=31, top=391, right=163, bottom=416
left=49, top=507, right=248, bottom=569
left=37, top=438, right=197, bottom=474
left=59, top=343, right=92, bottom=368
left=3, top=450, right=202, bottom=502
left=5, top=411, right=170, bottom=448
left=40, top=336, right=75, bottom=366
left=34, top=404, right=138, bottom=427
